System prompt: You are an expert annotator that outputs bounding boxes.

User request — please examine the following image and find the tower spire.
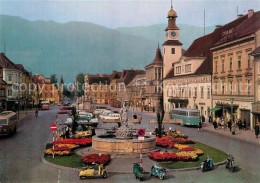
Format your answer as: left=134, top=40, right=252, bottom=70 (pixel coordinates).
left=158, top=42, right=160, bottom=48
left=171, top=0, right=173, bottom=9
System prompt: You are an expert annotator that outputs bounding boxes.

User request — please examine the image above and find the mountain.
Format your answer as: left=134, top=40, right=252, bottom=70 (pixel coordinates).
left=116, top=24, right=216, bottom=50
left=0, top=15, right=215, bottom=83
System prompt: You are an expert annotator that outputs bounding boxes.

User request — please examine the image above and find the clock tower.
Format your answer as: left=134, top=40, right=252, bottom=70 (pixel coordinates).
left=163, top=5, right=182, bottom=78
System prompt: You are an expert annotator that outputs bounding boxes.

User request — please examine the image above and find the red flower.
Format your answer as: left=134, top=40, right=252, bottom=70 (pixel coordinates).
left=52, top=139, right=92, bottom=146
left=180, top=147, right=197, bottom=152
left=82, top=154, right=111, bottom=165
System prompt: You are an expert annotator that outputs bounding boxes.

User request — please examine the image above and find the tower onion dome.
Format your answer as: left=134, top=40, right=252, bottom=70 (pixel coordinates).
left=168, top=8, right=177, bottom=17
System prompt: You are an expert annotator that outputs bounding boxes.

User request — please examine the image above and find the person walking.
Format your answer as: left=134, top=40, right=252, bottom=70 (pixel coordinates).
left=255, top=123, right=259, bottom=138
left=213, top=120, right=217, bottom=129
left=228, top=120, right=232, bottom=132
left=198, top=120, right=202, bottom=131
left=238, top=119, right=242, bottom=130
left=231, top=123, right=236, bottom=135
left=243, top=119, right=247, bottom=130
left=208, top=115, right=212, bottom=123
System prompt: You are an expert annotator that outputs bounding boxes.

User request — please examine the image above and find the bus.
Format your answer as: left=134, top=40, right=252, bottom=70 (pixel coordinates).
left=171, top=108, right=200, bottom=126
left=0, top=111, right=18, bottom=136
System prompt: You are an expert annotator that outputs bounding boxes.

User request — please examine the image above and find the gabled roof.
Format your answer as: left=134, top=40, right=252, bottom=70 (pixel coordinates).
left=86, top=74, right=110, bottom=85
left=119, top=69, right=145, bottom=86
left=165, top=11, right=251, bottom=79
left=214, top=11, right=260, bottom=46
left=109, top=71, right=122, bottom=81
left=0, top=53, right=20, bottom=70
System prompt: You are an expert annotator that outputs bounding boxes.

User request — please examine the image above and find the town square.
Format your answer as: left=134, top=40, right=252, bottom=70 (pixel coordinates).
left=0, top=0, right=260, bottom=183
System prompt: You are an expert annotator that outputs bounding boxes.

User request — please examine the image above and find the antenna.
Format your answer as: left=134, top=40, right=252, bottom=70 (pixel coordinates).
left=204, top=9, right=205, bottom=36
left=171, top=0, right=173, bottom=9
left=158, top=42, right=160, bottom=48
left=237, top=6, right=238, bottom=16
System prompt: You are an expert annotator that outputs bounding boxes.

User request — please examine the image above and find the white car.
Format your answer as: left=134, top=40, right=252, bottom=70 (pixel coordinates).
left=78, top=111, right=93, bottom=118
left=102, top=113, right=121, bottom=120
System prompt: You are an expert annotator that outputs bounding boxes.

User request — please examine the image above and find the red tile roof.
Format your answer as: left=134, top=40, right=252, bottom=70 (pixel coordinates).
left=145, top=46, right=163, bottom=69
left=109, top=71, right=122, bottom=81
left=214, top=11, right=260, bottom=46
left=119, top=69, right=145, bottom=86
left=165, top=11, right=252, bottom=79
left=250, top=46, right=260, bottom=56
left=0, top=53, right=20, bottom=70
left=86, top=74, right=110, bottom=85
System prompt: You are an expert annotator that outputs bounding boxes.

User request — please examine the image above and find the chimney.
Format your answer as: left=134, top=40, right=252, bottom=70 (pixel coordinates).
left=248, top=9, right=254, bottom=18
left=215, top=25, right=222, bottom=29
left=237, top=14, right=243, bottom=19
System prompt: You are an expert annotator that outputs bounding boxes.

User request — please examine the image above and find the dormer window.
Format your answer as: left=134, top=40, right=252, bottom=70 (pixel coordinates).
left=185, top=64, right=191, bottom=73
left=176, top=66, right=181, bottom=74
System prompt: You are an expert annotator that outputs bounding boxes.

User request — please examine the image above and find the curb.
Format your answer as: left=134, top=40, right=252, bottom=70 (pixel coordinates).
left=41, top=150, right=227, bottom=174
left=202, top=126, right=260, bottom=147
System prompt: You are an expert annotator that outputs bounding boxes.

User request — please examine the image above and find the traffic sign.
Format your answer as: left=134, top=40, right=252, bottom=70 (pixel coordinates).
left=137, top=128, right=145, bottom=137
left=50, top=124, right=57, bottom=131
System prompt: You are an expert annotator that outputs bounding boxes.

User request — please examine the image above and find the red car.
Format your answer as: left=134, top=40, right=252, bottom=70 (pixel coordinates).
left=41, top=103, right=50, bottom=110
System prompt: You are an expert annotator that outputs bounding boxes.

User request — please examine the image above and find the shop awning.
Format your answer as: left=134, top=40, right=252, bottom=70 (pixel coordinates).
left=210, top=107, right=222, bottom=112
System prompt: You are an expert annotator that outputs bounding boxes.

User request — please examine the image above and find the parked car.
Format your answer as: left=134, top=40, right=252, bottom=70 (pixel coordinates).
left=41, top=101, right=50, bottom=110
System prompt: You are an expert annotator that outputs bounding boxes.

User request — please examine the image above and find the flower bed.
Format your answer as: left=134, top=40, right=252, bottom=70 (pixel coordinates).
left=55, top=144, right=80, bottom=150
left=81, top=154, right=111, bottom=165
left=148, top=151, right=195, bottom=162
left=156, top=136, right=193, bottom=148
left=52, top=139, right=92, bottom=146
left=44, top=148, right=72, bottom=156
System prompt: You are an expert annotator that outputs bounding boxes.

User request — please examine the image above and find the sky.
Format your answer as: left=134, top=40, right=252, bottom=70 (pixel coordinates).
left=0, top=0, right=260, bottom=28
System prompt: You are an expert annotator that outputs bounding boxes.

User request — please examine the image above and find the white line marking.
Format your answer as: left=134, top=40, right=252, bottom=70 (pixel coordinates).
left=58, top=170, right=61, bottom=183
left=249, top=171, right=256, bottom=175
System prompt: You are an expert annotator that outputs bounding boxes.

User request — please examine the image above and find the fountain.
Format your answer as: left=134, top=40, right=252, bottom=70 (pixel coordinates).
left=92, top=106, right=156, bottom=153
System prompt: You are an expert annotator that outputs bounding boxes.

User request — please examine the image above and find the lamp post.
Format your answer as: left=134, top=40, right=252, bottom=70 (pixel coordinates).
left=193, top=96, right=197, bottom=109
left=230, top=98, right=234, bottom=124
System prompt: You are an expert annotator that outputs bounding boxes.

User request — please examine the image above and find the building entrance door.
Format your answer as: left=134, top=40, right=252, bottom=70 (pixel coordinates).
left=241, top=110, right=250, bottom=128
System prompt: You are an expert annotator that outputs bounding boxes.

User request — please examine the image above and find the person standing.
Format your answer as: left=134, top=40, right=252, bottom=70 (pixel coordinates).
left=238, top=119, right=242, bottom=130
left=255, top=123, right=259, bottom=138
left=228, top=120, right=232, bottom=132
left=243, top=119, right=247, bottom=130
left=208, top=115, right=212, bottom=123
left=198, top=120, right=202, bottom=131
left=231, top=123, right=236, bottom=135
left=213, top=120, right=217, bottom=129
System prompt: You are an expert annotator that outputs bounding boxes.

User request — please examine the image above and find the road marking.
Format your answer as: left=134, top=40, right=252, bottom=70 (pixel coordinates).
left=58, top=169, right=61, bottom=183
left=249, top=171, right=256, bottom=175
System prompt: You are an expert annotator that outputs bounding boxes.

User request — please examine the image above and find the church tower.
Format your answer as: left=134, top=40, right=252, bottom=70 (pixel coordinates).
left=163, top=4, right=182, bottom=78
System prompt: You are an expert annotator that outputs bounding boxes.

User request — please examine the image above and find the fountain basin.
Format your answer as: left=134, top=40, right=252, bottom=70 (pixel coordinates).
left=92, top=135, right=156, bottom=153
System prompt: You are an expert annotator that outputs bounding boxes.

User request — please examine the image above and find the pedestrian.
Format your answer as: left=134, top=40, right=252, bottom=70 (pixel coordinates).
left=65, top=126, right=70, bottom=139
left=201, top=115, right=205, bottom=123
left=238, top=119, right=242, bottom=130
left=213, top=120, right=217, bottom=129
left=255, top=123, right=259, bottom=139
left=228, top=120, right=232, bottom=132
left=208, top=115, right=212, bottom=123
left=231, top=123, right=236, bottom=135
left=243, top=119, right=247, bottom=130
left=198, top=120, right=202, bottom=131
left=221, top=119, right=225, bottom=130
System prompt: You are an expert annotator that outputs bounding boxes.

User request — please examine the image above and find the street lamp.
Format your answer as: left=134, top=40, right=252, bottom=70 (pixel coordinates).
left=230, top=98, right=234, bottom=124
left=193, top=96, right=197, bottom=109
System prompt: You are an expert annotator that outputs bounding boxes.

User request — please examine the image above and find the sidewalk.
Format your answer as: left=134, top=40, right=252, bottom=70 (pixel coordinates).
left=17, top=109, right=34, bottom=121
left=128, top=107, right=260, bottom=146
left=202, top=122, right=260, bottom=146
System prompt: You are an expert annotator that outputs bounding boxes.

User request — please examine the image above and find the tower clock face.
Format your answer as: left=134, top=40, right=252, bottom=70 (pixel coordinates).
left=171, top=31, right=177, bottom=38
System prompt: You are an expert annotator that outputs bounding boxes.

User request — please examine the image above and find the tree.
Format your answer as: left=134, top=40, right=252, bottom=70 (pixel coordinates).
left=76, top=73, right=85, bottom=97
left=156, top=98, right=165, bottom=138
left=71, top=106, right=78, bottom=135
left=50, top=74, right=58, bottom=88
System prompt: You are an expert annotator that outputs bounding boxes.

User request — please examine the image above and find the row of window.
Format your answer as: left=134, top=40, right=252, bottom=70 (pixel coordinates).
left=175, top=64, right=191, bottom=74
left=167, top=87, right=211, bottom=99
left=215, top=53, right=251, bottom=73
left=155, top=68, right=163, bottom=80
left=214, top=79, right=251, bottom=95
